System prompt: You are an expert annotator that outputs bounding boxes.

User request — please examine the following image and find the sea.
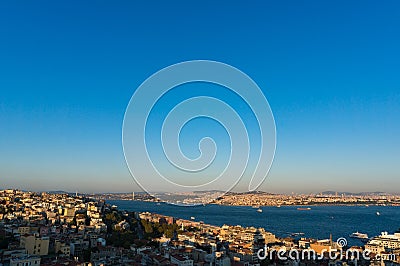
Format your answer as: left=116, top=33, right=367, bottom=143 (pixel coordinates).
left=107, top=200, right=400, bottom=247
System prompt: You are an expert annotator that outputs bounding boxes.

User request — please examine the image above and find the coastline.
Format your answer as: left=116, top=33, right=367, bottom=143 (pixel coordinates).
left=103, top=199, right=400, bottom=207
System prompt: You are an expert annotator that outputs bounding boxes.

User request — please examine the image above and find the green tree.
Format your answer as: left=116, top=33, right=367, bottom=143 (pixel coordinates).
left=165, top=229, right=173, bottom=238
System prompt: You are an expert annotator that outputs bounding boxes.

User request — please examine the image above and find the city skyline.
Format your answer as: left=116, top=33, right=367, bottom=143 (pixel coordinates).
left=1, top=1, right=400, bottom=194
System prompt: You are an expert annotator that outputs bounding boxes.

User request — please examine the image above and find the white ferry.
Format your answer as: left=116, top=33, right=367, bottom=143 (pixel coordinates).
left=349, top=231, right=369, bottom=239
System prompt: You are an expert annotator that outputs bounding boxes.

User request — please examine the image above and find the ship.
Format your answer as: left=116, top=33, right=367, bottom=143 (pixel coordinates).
left=349, top=232, right=369, bottom=239
left=257, top=208, right=263, bottom=213
left=297, top=207, right=311, bottom=211
left=291, top=232, right=305, bottom=237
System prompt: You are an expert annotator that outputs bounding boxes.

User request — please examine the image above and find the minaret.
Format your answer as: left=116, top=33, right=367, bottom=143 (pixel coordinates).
left=76, top=190, right=78, bottom=197
left=132, top=192, right=135, bottom=201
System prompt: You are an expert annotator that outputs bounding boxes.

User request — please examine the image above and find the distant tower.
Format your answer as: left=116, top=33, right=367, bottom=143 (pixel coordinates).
left=76, top=190, right=78, bottom=197
left=181, top=223, right=184, bottom=231
left=132, top=192, right=135, bottom=201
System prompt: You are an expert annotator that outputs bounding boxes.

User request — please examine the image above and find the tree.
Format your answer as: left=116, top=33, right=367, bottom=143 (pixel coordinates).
left=165, top=229, right=173, bottom=238
left=144, top=223, right=153, bottom=234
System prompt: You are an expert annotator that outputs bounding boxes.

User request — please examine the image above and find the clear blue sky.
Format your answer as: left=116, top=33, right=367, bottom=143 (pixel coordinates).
left=1, top=1, right=399, bottom=193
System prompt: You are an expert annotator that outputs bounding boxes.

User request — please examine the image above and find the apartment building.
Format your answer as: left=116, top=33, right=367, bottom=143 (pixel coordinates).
left=9, top=255, right=41, bottom=266
left=170, top=254, right=194, bottom=266
left=20, top=235, right=49, bottom=256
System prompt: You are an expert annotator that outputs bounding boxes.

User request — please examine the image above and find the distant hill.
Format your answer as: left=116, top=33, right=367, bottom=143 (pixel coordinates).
left=45, top=190, right=73, bottom=195
left=321, top=191, right=387, bottom=196
left=40, top=190, right=389, bottom=196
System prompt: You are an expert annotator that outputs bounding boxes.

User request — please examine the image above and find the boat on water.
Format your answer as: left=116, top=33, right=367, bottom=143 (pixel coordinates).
left=291, top=232, right=305, bottom=237
left=257, top=208, right=263, bottom=213
left=376, top=211, right=380, bottom=216
left=190, top=216, right=195, bottom=220
left=349, top=232, right=369, bottom=239
left=252, top=205, right=260, bottom=208
left=297, top=207, right=311, bottom=211
left=276, top=205, right=281, bottom=208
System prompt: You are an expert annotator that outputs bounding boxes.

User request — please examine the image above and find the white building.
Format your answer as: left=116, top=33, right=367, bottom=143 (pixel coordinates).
left=10, top=256, right=41, bottom=266
left=368, top=232, right=400, bottom=249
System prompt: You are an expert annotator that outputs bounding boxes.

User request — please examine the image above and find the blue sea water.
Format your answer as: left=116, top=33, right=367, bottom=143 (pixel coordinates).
left=108, top=200, right=400, bottom=247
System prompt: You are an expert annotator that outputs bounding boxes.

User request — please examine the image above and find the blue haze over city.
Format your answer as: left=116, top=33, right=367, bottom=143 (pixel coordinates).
left=1, top=1, right=399, bottom=194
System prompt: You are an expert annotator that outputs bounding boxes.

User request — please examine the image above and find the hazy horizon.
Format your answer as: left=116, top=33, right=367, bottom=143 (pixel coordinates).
left=1, top=186, right=399, bottom=196
left=1, top=1, right=399, bottom=194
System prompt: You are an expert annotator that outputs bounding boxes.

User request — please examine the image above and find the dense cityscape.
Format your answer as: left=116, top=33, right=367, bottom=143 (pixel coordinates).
left=1, top=189, right=399, bottom=266
left=93, top=191, right=400, bottom=207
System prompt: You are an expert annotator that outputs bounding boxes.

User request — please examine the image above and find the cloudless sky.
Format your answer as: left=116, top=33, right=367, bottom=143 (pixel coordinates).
left=1, top=1, right=399, bottom=193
